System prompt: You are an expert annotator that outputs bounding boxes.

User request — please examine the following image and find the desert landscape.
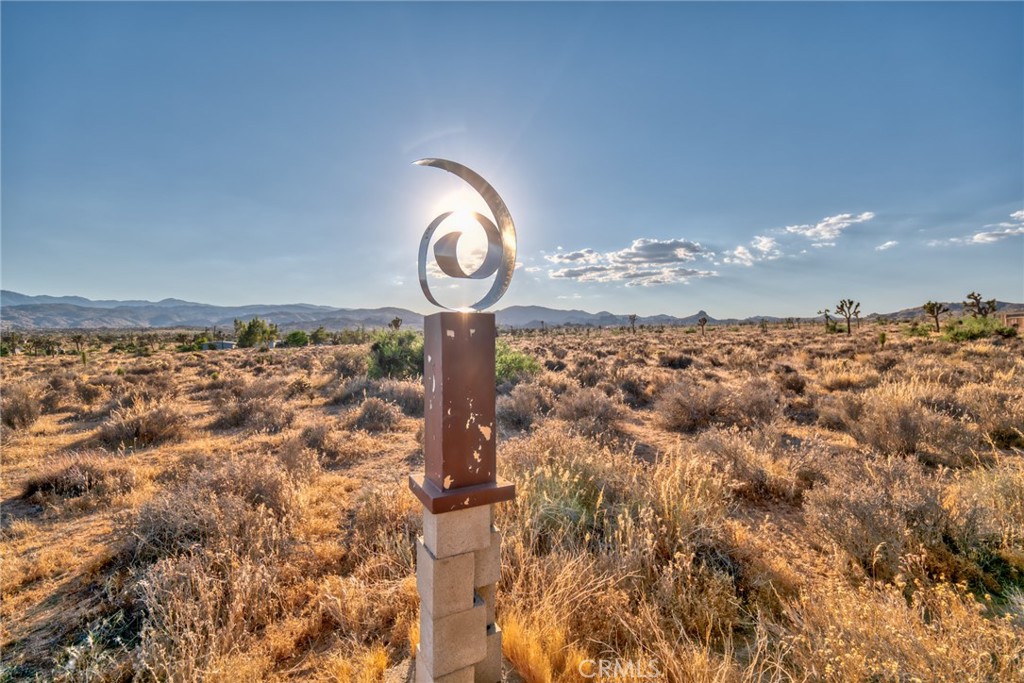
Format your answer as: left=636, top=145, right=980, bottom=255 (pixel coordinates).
left=1, top=312, right=1022, bottom=682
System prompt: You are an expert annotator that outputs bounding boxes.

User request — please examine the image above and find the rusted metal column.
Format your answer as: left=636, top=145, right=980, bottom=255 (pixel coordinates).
left=411, top=312, right=514, bottom=683
left=411, top=312, right=515, bottom=512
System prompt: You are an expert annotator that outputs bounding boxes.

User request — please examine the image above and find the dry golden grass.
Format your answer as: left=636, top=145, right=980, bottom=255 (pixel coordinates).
left=1, top=324, right=1022, bottom=682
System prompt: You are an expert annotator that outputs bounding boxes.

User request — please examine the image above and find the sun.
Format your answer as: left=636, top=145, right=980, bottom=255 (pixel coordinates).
left=437, top=209, right=489, bottom=274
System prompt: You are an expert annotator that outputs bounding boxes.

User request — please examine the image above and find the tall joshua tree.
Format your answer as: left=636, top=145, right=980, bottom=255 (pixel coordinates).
left=922, top=301, right=950, bottom=333
left=628, top=314, right=638, bottom=334
left=698, top=316, right=708, bottom=337
left=963, top=292, right=997, bottom=319
left=817, top=309, right=831, bottom=332
left=835, top=299, right=859, bottom=335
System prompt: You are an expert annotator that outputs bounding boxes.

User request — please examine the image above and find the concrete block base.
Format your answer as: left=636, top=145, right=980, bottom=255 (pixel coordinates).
left=420, top=594, right=487, bottom=677
left=474, top=624, right=503, bottom=683
left=475, top=583, right=496, bottom=625
left=474, top=527, right=501, bottom=587
left=424, top=505, right=492, bottom=559
left=415, top=646, right=475, bottom=683
left=417, top=537, right=475, bottom=619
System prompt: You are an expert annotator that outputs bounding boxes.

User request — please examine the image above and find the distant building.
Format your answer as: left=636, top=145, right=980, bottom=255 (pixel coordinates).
left=999, top=312, right=1024, bottom=332
left=201, top=340, right=237, bottom=350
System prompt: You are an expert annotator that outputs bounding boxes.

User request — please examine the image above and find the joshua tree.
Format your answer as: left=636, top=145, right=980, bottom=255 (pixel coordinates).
left=759, top=318, right=769, bottom=334
left=68, top=333, right=87, bottom=354
left=817, top=309, right=831, bottom=332
left=835, top=299, right=860, bottom=335
left=390, top=316, right=402, bottom=331
left=628, top=314, right=638, bottom=334
left=697, top=316, right=708, bottom=337
left=922, top=301, right=950, bottom=333
left=963, top=292, right=996, bottom=319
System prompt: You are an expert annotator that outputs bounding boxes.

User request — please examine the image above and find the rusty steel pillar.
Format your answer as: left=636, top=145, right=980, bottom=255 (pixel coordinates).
left=410, top=311, right=514, bottom=683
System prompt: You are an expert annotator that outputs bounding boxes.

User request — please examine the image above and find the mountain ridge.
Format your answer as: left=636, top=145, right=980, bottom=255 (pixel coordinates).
left=1, top=290, right=1021, bottom=331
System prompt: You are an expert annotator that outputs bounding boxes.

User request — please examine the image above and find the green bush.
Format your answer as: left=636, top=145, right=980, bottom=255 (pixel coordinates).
left=283, top=330, right=309, bottom=347
left=368, top=330, right=423, bottom=379
left=495, top=341, right=541, bottom=386
left=904, top=322, right=931, bottom=338
left=943, top=316, right=1017, bottom=342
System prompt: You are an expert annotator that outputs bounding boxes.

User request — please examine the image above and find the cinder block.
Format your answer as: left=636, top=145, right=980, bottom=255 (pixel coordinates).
left=420, top=594, right=487, bottom=677
left=417, top=537, right=476, bottom=619
left=474, top=528, right=501, bottom=588
left=415, top=647, right=475, bottom=683
left=475, top=583, right=496, bottom=625
left=474, top=624, right=502, bottom=683
left=424, top=505, right=492, bottom=559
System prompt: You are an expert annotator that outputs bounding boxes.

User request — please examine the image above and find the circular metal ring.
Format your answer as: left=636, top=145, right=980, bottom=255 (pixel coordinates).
left=415, top=159, right=517, bottom=311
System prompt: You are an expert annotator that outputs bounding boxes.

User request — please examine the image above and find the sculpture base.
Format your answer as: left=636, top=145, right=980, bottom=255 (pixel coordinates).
left=409, top=474, right=516, bottom=514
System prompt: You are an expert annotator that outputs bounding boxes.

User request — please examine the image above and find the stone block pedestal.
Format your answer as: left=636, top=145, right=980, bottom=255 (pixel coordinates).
left=416, top=507, right=503, bottom=683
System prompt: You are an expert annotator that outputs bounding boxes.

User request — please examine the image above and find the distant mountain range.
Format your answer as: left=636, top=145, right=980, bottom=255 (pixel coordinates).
left=1, top=290, right=1021, bottom=331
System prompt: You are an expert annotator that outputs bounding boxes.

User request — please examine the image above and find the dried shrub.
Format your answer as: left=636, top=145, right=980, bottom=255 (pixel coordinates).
left=347, top=397, right=402, bottom=432
left=275, top=437, right=321, bottom=482
left=817, top=359, right=881, bottom=391
left=346, top=485, right=420, bottom=577
left=3, top=383, right=41, bottom=430
left=98, top=401, right=188, bottom=449
left=659, top=353, right=694, bottom=370
left=373, top=379, right=423, bottom=417
left=570, top=355, right=606, bottom=388
left=616, top=367, right=672, bottom=408
left=136, top=547, right=283, bottom=680
left=552, top=387, right=623, bottom=440
left=40, top=371, right=78, bottom=413
left=499, top=423, right=740, bottom=643
left=697, top=428, right=815, bottom=504
left=497, top=383, right=554, bottom=431
left=213, top=380, right=294, bottom=434
left=804, top=456, right=969, bottom=583
left=331, top=346, right=369, bottom=378
left=656, top=377, right=780, bottom=433
left=773, top=364, right=806, bottom=395
left=285, top=377, right=313, bottom=400
left=781, top=580, right=1024, bottom=682
left=299, top=421, right=347, bottom=463
left=129, top=453, right=296, bottom=563
left=22, top=451, right=138, bottom=502
left=843, top=381, right=979, bottom=462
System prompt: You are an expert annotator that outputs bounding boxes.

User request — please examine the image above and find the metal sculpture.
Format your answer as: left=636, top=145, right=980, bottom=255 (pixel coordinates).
left=411, top=159, right=515, bottom=683
left=415, top=158, right=516, bottom=311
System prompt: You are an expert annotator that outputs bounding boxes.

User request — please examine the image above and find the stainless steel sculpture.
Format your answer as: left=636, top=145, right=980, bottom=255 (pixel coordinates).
left=415, top=159, right=516, bottom=311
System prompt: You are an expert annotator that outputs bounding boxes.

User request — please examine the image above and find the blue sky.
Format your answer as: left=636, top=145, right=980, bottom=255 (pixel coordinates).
left=2, top=2, right=1021, bottom=318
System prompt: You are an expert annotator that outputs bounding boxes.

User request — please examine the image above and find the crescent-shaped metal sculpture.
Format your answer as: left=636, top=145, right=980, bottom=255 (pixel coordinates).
left=415, top=158, right=517, bottom=311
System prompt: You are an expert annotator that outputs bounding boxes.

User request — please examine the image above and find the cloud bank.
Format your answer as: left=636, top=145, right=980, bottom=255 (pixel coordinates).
left=547, top=238, right=716, bottom=286
left=784, top=212, right=875, bottom=246
left=928, top=210, right=1024, bottom=246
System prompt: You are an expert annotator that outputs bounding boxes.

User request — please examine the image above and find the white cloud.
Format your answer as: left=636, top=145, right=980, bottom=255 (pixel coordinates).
left=875, top=240, right=899, bottom=251
left=723, top=245, right=755, bottom=267
left=785, top=212, right=875, bottom=244
left=723, top=235, right=782, bottom=267
left=549, top=264, right=716, bottom=287
left=544, top=237, right=716, bottom=287
left=608, top=238, right=707, bottom=264
left=544, top=248, right=601, bottom=264
left=751, top=235, right=780, bottom=255
left=928, top=210, right=1024, bottom=246
left=525, top=266, right=541, bottom=273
